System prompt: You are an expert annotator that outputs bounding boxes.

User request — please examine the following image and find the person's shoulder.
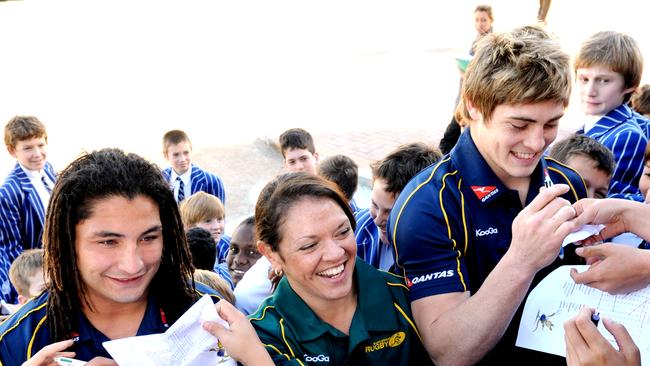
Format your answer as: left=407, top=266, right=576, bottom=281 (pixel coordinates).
left=395, top=157, right=455, bottom=206
left=354, top=207, right=371, bottom=221
left=358, top=259, right=409, bottom=296
left=0, top=293, right=48, bottom=347
left=392, top=156, right=459, bottom=220
left=194, top=282, right=224, bottom=303
left=248, top=296, right=281, bottom=331
left=0, top=164, right=24, bottom=189
left=544, top=157, right=588, bottom=201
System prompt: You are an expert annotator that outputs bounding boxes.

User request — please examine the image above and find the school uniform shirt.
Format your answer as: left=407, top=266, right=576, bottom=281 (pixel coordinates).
left=161, top=163, right=226, bottom=205
left=249, top=258, right=430, bottom=366
left=0, top=162, right=57, bottom=303
left=388, top=129, right=587, bottom=364
left=348, top=198, right=361, bottom=215
left=0, top=283, right=222, bottom=364
left=215, top=235, right=230, bottom=264
left=354, top=209, right=394, bottom=271
left=581, top=103, right=648, bottom=201
left=214, top=262, right=235, bottom=290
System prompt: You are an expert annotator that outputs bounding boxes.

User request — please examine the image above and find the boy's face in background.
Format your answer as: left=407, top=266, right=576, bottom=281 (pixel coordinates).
left=26, top=271, right=46, bottom=298
left=566, top=154, right=610, bottom=199
left=8, top=137, right=48, bottom=172
left=576, top=65, right=635, bottom=117
left=283, top=148, right=319, bottom=174
left=474, top=10, right=492, bottom=35
left=165, top=140, right=192, bottom=175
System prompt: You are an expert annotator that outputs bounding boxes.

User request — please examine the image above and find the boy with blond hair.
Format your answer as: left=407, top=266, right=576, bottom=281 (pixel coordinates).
left=575, top=31, right=649, bottom=201
left=0, top=116, right=56, bottom=303
left=389, top=29, right=587, bottom=364
left=180, top=191, right=230, bottom=265
left=8, top=248, right=45, bottom=306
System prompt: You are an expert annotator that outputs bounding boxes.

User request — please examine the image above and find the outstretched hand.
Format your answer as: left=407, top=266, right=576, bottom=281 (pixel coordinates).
left=21, top=339, right=75, bottom=366
left=564, top=307, right=639, bottom=366
left=203, top=300, right=273, bottom=366
left=570, top=244, right=650, bottom=294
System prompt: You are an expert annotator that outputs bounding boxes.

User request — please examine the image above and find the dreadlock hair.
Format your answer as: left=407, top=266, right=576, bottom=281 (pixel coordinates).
left=43, top=148, right=197, bottom=343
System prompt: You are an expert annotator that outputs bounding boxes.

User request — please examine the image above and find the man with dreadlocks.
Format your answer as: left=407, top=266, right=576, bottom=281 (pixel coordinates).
left=0, top=148, right=223, bottom=365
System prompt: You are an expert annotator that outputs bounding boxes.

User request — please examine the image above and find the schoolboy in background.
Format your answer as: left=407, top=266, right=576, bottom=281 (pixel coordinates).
left=574, top=31, right=649, bottom=201
left=355, top=142, right=441, bottom=271
left=8, top=248, right=45, bottom=306
left=180, top=191, right=230, bottom=264
left=186, top=227, right=234, bottom=289
left=226, top=217, right=261, bottom=287
left=389, top=29, right=587, bottom=364
left=317, top=154, right=361, bottom=214
left=161, top=129, right=226, bottom=204
left=0, top=116, right=56, bottom=303
left=549, top=134, right=615, bottom=199
left=278, top=128, right=319, bottom=174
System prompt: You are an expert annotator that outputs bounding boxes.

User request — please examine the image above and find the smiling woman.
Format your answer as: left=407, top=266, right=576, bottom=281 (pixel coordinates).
left=248, top=173, right=430, bottom=365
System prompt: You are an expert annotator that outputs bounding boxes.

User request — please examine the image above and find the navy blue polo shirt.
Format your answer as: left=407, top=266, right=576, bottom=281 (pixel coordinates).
left=387, top=129, right=587, bottom=363
left=0, top=283, right=221, bottom=365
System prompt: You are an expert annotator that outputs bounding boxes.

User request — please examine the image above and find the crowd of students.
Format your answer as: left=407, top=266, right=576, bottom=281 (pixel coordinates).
left=1, top=8, right=650, bottom=366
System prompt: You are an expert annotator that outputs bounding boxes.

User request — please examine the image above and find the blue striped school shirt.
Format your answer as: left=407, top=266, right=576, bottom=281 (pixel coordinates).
left=0, top=162, right=56, bottom=303
left=162, top=163, right=226, bottom=205
left=582, top=104, right=648, bottom=201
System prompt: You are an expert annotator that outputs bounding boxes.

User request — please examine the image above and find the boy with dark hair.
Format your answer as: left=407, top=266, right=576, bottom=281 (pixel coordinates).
left=226, top=216, right=261, bottom=286
left=549, top=134, right=616, bottom=199
left=0, top=116, right=56, bottom=303
left=0, top=148, right=223, bottom=364
left=278, top=128, right=319, bottom=174
left=317, top=154, right=360, bottom=213
left=355, top=142, right=441, bottom=270
left=186, top=227, right=218, bottom=271
left=389, top=30, right=587, bottom=364
left=161, top=129, right=226, bottom=204
left=574, top=31, right=649, bottom=201
left=187, top=226, right=234, bottom=290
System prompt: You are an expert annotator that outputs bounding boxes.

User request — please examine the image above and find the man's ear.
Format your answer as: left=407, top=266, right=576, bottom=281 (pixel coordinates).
left=466, top=99, right=482, bottom=121
left=313, top=152, right=320, bottom=163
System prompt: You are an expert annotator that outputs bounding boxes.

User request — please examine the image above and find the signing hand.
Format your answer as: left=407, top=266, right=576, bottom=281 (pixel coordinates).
left=510, top=184, right=577, bottom=273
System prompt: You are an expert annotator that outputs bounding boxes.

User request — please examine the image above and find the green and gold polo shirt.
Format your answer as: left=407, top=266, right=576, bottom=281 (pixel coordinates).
left=249, top=258, right=431, bottom=365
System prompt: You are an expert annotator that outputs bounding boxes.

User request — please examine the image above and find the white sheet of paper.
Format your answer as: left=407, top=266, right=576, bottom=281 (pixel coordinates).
left=561, top=224, right=605, bottom=247
left=516, top=265, right=650, bottom=364
left=103, top=295, right=236, bottom=366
